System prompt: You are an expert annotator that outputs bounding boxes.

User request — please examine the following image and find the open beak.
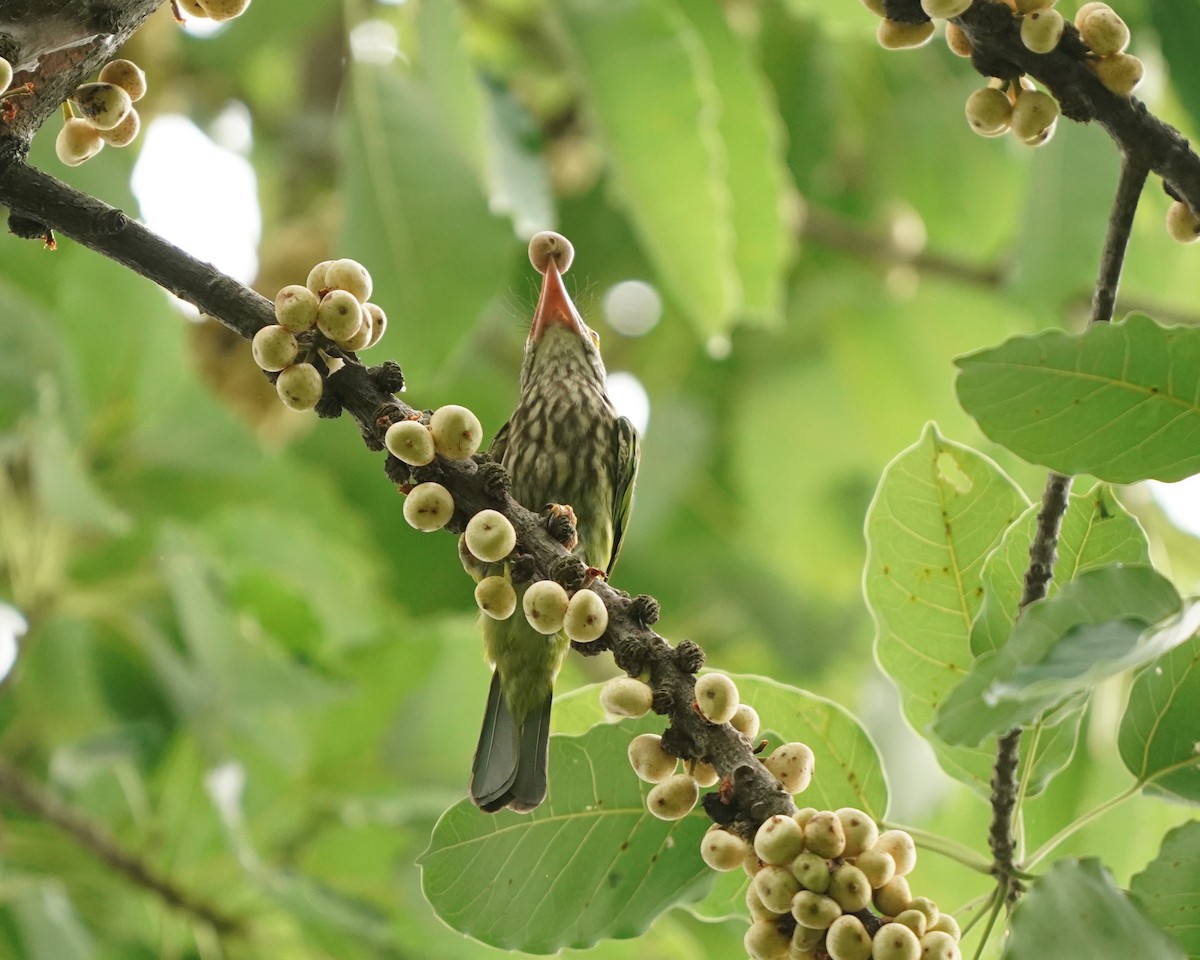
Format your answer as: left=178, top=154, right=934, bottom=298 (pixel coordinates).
left=529, top=259, right=588, bottom=344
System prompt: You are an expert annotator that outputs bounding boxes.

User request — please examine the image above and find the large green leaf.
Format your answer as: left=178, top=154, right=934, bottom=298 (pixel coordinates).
left=864, top=423, right=1028, bottom=790
left=418, top=723, right=714, bottom=953
left=935, top=565, right=1183, bottom=746
left=971, top=483, right=1151, bottom=657
left=956, top=314, right=1200, bottom=483
left=1002, top=859, right=1185, bottom=960
left=555, top=0, right=737, bottom=337
left=1131, top=821, right=1200, bottom=959
left=341, top=64, right=513, bottom=388
left=1120, top=631, right=1200, bottom=802
left=672, top=0, right=793, bottom=326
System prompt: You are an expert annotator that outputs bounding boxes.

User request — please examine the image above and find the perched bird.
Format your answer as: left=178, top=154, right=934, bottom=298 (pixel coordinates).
left=469, top=232, right=639, bottom=813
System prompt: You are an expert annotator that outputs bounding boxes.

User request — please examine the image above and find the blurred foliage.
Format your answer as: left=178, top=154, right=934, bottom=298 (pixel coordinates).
left=2, top=0, right=1200, bottom=958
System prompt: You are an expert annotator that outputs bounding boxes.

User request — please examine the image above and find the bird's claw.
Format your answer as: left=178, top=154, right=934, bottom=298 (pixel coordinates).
left=542, top=503, right=578, bottom=551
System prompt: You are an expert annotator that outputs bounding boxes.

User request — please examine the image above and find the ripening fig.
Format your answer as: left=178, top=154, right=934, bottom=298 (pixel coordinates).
left=99, top=59, right=147, bottom=101
left=1020, top=8, right=1064, bottom=53
left=362, top=303, right=387, bottom=348
left=744, top=849, right=766, bottom=879
left=177, top=0, right=208, bottom=15
left=854, top=846, right=896, bottom=888
left=744, top=918, right=791, bottom=960
left=791, top=890, right=842, bottom=929
left=964, top=87, right=1012, bottom=137
left=275, top=362, right=322, bottom=411
left=828, top=862, right=872, bottom=912
left=337, top=314, right=373, bottom=351
left=522, top=579, right=569, bottom=634
left=1011, top=89, right=1059, bottom=144
left=907, top=897, right=940, bottom=926
left=835, top=808, right=878, bottom=858
left=753, top=865, right=801, bottom=915
left=894, top=909, right=929, bottom=938
left=764, top=741, right=815, bottom=794
left=873, top=875, right=913, bottom=916
left=0, top=57, right=12, bottom=92
left=873, top=922, right=921, bottom=960
left=1091, top=53, right=1143, bottom=97
left=274, top=284, right=319, bottom=332
left=746, top=883, right=776, bottom=921
left=730, top=703, right=760, bottom=739
left=98, top=107, right=139, bottom=146
left=474, top=575, right=516, bottom=620
left=689, top=760, right=719, bottom=787
left=317, top=289, right=363, bottom=341
left=56, top=118, right=104, bottom=166
left=402, top=481, right=455, bottom=531
left=700, top=828, right=748, bottom=873
left=1166, top=201, right=1200, bottom=244
left=754, top=814, right=805, bottom=865
left=72, top=82, right=132, bottom=130
left=197, top=0, right=252, bottom=20
left=464, top=509, right=517, bottom=563
left=600, top=676, right=652, bottom=718
left=875, top=829, right=918, bottom=876
left=876, top=18, right=936, bottom=49
left=629, top=733, right=677, bottom=783
left=860, top=0, right=886, bottom=16
left=825, top=914, right=872, bottom=960
left=793, top=924, right=823, bottom=952
left=793, top=807, right=818, bottom=831
left=803, top=811, right=846, bottom=859
left=385, top=420, right=435, bottom=466
left=920, top=0, right=969, bottom=18
left=528, top=230, right=574, bottom=274
left=1013, top=0, right=1053, bottom=11
left=306, top=260, right=333, bottom=296
left=1079, top=5, right=1129, bottom=54
left=325, top=257, right=373, bottom=302
left=430, top=404, right=484, bottom=460
left=251, top=324, right=298, bottom=372
left=791, top=852, right=830, bottom=894
left=920, top=931, right=961, bottom=960
left=928, top=914, right=961, bottom=940
left=694, top=672, right=739, bottom=724
left=645, top=773, right=698, bottom=820
left=564, top=588, right=608, bottom=642
left=945, top=22, right=972, bottom=56
left=1074, top=0, right=1109, bottom=28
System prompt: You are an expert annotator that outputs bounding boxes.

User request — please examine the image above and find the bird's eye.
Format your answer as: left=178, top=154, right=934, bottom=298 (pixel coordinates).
left=588, top=328, right=601, bottom=348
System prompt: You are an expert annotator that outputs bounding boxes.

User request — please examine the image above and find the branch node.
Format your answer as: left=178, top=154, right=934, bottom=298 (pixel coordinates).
left=368, top=360, right=405, bottom=395
left=674, top=640, right=704, bottom=674
left=631, top=593, right=660, bottom=626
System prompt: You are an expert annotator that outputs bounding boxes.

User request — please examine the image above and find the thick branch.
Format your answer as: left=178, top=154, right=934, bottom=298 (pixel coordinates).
left=0, top=758, right=244, bottom=936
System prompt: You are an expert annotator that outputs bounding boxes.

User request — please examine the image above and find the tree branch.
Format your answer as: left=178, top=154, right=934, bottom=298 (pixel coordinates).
left=0, top=757, right=244, bottom=936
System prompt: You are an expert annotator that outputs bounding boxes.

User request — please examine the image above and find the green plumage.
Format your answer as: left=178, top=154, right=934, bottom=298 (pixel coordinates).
left=470, top=318, right=639, bottom=813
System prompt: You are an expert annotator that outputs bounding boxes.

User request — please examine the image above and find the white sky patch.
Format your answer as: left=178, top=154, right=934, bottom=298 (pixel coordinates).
left=205, top=761, right=246, bottom=829
left=210, top=100, right=253, bottom=155
left=602, top=280, right=661, bottom=337
left=131, top=115, right=260, bottom=285
left=350, top=19, right=400, bottom=64
left=607, top=371, right=650, bottom=435
left=1148, top=477, right=1200, bottom=538
left=706, top=334, right=732, bottom=360
left=0, top=603, right=26, bottom=685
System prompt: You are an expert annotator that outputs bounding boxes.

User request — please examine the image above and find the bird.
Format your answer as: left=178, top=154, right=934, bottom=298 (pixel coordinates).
left=468, top=232, right=639, bottom=813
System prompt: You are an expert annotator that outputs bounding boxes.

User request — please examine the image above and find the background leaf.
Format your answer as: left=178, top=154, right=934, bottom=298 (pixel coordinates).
left=1130, top=821, right=1200, bottom=960
left=956, top=315, right=1200, bottom=483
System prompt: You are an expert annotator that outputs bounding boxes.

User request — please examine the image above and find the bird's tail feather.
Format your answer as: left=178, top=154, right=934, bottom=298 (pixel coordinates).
left=470, top=671, right=551, bottom=813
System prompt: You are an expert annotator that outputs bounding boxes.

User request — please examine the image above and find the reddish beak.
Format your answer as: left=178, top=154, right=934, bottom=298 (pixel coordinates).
left=530, top=260, right=587, bottom=343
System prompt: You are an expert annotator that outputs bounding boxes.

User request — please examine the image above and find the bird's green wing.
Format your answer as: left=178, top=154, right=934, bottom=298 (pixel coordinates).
left=606, top=416, right=640, bottom=576
left=488, top=417, right=511, bottom=464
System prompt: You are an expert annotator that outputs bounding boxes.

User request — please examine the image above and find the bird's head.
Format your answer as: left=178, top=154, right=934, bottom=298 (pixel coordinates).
left=520, top=232, right=606, bottom=393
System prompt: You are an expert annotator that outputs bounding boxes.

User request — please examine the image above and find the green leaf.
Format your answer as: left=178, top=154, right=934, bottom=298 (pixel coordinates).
left=1120, top=630, right=1200, bottom=802
left=672, top=0, right=793, bottom=326
left=864, top=423, right=1028, bottom=791
left=418, top=723, right=714, bottom=953
left=971, top=483, right=1151, bottom=657
left=341, top=64, right=514, bottom=388
left=955, top=314, right=1200, bottom=483
left=556, top=0, right=737, bottom=337
left=555, top=673, right=888, bottom=817
left=9, top=881, right=93, bottom=960
left=936, top=565, right=1182, bottom=746
left=1130, top=821, right=1200, bottom=959
left=1003, top=858, right=1185, bottom=960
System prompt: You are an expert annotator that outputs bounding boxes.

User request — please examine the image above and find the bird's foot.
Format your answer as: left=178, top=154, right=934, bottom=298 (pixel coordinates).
left=542, top=502, right=578, bottom=551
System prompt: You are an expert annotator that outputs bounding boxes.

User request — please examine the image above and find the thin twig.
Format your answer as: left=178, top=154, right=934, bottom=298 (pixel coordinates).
left=0, top=758, right=244, bottom=936
left=1091, top=160, right=1149, bottom=324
